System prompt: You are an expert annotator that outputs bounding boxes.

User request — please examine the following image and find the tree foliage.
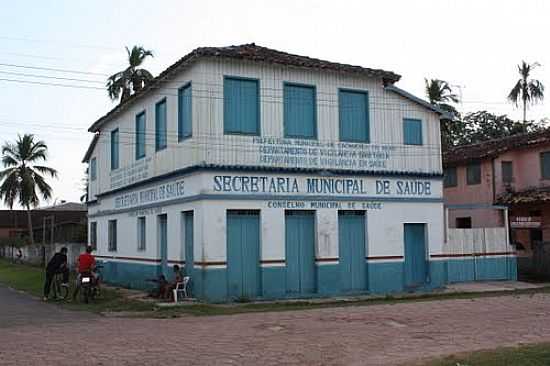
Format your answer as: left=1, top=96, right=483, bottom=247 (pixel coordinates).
left=451, top=111, right=543, bottom=146
left=0, top=134, right=57, bottom=245
left=508, top=61, right=544, bottom=122
left=107, top=45, right=154, bottom=103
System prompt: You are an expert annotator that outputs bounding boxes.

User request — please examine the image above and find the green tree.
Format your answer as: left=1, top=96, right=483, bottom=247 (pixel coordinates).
left=424, top=78, right=463, bottom=148
left=0, top=134, right=58, bottom=245
left=508, top=61, right=544, bottom=122
left=459, top=110, right=543, bottom=145
left=107, top=45, right=154, bottom=103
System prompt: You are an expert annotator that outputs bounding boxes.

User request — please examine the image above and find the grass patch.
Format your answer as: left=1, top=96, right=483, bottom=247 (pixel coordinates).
left=0, top=258, right=154, bottom=313
left=2, top=258, right=550, bottom=318
left=422, top=343, right=550, bottom=365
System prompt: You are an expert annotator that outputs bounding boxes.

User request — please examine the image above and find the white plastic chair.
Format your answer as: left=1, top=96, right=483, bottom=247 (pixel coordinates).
left=173, top=276, right=190, bottom=303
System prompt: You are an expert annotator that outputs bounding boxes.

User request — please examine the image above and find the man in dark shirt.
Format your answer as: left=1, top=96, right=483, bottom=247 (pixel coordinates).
left=43, top=247, right=69, bottom=301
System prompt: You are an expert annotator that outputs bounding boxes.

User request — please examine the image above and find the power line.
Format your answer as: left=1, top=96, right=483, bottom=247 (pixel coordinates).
left=0, top=62, right=111, bottom=76
left=0, top=71, right=105, bottom=84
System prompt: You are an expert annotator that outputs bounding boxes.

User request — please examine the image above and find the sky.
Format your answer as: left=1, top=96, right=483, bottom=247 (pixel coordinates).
left=0, top=0, right=549, bottom=208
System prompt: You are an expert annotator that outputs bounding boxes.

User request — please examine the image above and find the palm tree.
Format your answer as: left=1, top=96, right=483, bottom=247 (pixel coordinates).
left=508, top=61, right=544, bottom=122
left=425, top=79, right=461, bottom=149
left=425, top=78, right=459, bottom=106
left=107, top=45, right=154, bottom=103
left=0, top=134, right=58, bottom=245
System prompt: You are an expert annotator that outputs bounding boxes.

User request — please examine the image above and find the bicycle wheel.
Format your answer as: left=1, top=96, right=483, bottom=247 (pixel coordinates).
left=58, top=283, right=69, bottom=300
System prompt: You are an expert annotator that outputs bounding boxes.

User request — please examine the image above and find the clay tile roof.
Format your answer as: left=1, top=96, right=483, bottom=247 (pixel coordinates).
left=443, top=128, right=550, bottom=166
left=497, top=187, right=550, bottom=205
left=88, top=43, right=401, bottom=132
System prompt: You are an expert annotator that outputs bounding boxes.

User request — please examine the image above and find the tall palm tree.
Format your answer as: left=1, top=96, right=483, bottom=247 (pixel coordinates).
left=508, top=61, right=544, bottom=122
left=425, top=79, right=461, bottom=149
left=107, top=45, right=154, bottom=103
left=0, top=134, right=58, bottom=245
left=425, top=78, right=459, bottom=105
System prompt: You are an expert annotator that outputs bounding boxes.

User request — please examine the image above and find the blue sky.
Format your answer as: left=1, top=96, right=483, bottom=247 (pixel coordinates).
left=0, top=0, right=549, bottom=208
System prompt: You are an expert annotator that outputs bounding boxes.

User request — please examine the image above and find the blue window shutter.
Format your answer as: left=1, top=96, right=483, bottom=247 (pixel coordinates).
left=284, top=84, right=316, bottom=139
left=178, top=84, right=192, bottom=140
left=224, top=77, right=259, bottom=135
left=155, top=99, right=167, bottom=151
left=90, top=157, right=97, bottom=181
left=339, top=90, right=369, bottom=142
left=110, top=129, right=119, bottom=170
left=403, top=118, right=423, bottom=145
left=135, top=112, right=146, bottom=159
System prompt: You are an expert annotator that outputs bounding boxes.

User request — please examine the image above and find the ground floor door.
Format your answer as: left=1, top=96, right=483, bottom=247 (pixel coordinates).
left=285, top=211, right=316, bottom=295
left=226, top=210, right=261, bottom=299
left=339, top=211, right=367, bottom=292
left=404, top=223, right=427, bottom=288
left=158, top=214, right=168, bottom=276
left=183, top=211, right=194, bottom=278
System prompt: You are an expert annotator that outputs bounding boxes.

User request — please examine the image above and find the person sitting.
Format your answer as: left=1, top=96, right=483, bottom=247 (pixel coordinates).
left=43, top=247, right=69, bottom=301
left=72, top=245, right=96, bottom=301
left=167, top=265, right=184, bottom=300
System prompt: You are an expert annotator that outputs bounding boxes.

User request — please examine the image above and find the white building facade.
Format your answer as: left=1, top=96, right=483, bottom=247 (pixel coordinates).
left=85, top=44, right=454, bottom=301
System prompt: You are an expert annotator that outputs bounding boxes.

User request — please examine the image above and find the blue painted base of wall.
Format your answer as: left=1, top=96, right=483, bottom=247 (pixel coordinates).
left=99, top=257, right=518, bottom=302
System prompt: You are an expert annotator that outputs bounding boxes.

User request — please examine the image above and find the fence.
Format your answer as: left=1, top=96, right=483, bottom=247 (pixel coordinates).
left=0, top=242, right=86, bottom=269
left=443, top=205, right=517, bottom=282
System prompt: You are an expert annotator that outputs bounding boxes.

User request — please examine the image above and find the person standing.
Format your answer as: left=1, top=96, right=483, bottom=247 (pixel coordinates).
left=43, top=247, right=69, bottom=301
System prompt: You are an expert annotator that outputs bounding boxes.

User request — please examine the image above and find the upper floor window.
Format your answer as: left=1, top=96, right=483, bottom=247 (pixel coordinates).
left=178, top=83, right=192, bottom=141
left=501, top=161, right=513, bottom=183
left=443, top=167, right=457, bottom=188
left=403, top=118, right=423, bottom=145
left=224, top=76, right=260, bottom=135
left=155, top=99, right=167, bottom=151
left=541, top=152, right=550, bottom=179
left=90, top=157, right=97, bottom=181
left=283, top=83, right=316, bottom=139
left=110, top=129, right=119, bottom=170
left=339, top=89, right=369, bottom=142
left=466, top=162, right=481, bottom=185
left=135, top=111, right=146, bottom=159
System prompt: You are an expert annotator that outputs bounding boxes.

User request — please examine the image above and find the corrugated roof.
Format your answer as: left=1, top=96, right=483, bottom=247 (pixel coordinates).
left=443, top=128, right=550, bottom=166
left=88, top=43, right=401, bottom=133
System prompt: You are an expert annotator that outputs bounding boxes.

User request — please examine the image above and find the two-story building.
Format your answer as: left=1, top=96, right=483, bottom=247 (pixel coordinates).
left=84, top=43, right=452, bottom=302
left=444, top=129, right=550, bottom=251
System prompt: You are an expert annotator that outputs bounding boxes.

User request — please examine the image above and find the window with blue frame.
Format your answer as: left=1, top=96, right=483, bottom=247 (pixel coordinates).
left=403, top=118, right=423, bottom=145
left=284, top=83, right=316, bottom=139
left=339, top=90, right=369, bottom=142
left=178, top=83, right=192, bottom=141
left=224, top=77, right=260, bottom=135
left=110, top=129, right=119, bottom=170
left=135, top=111, right=146, bottom=159
left=90, top=157, right=97, bottom=181
left=155, top=99, right=167, bottom=151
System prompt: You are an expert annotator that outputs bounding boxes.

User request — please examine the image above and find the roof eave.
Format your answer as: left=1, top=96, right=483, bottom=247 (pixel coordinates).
left=384, top=85, right=450, bottom=119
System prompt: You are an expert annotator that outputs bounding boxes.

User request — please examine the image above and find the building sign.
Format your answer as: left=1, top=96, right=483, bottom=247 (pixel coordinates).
left=510, top=216, right=542, bottom=229
left=114, top=179, right=185, bottom=209
left=212, top=175, right=434, bottom=198
left=254, top=137, right=395, bottom=169
left=110, top=157, right=152, bottom=189
left=109, top=173, right=440, bottom=212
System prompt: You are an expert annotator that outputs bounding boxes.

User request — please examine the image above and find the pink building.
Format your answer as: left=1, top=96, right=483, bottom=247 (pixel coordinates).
left=443, top=129, right=550, bottom=251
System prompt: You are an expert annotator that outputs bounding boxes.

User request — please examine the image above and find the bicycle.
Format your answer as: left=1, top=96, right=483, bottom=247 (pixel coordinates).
left=51, top=271, right=69, bottom=301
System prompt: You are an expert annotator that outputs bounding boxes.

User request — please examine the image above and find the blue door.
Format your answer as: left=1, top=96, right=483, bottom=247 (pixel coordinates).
left=183, top=211, right=194, bottom=278
left=285, top=211, right=316, bottom=295
left=404, top=223, right=427, bottom=288
left=227, top=210, right=261, bottom=299
left=339, top=211, right=367, bottom=292
left=158, top=214, right=168, bottom=276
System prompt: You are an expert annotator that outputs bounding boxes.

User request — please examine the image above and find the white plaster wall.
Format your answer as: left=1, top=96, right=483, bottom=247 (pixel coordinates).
left=87, top=58, right=443, bottom=198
